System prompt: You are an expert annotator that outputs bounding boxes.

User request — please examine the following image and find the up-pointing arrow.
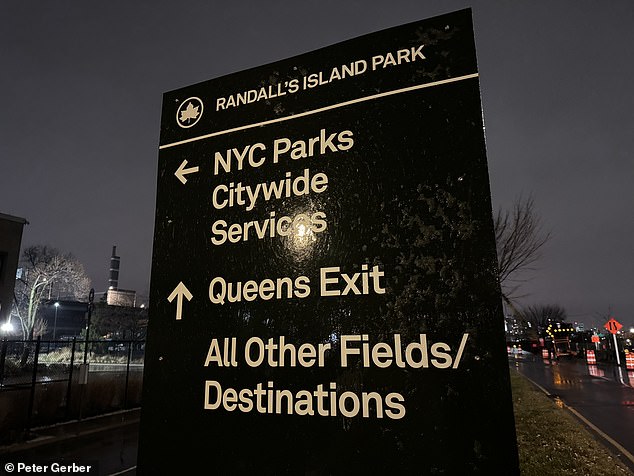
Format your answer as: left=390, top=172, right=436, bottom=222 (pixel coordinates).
left=174, top=159, right=199, bottom=184
left=167, top=282, right=193, bottom=320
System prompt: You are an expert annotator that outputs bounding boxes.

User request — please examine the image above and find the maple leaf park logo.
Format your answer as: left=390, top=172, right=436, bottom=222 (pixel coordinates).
left=176, top=97, right=204, bottom=128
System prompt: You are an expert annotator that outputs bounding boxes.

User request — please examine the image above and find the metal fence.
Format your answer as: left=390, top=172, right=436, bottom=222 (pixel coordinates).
left=0, top=337, right=145, bottom=444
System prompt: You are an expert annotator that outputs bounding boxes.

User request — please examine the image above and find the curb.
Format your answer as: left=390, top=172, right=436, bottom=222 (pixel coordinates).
left=514, top=368, right=634, bottom=472
left=0, top=408, right=141, bottom=456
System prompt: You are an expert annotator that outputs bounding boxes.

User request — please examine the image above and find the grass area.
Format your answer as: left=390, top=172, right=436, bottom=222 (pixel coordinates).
left=511, top=369, right=633, bottom=475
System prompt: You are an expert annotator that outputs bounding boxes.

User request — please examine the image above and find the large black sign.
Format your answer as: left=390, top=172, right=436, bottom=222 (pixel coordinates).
left=138, top=9, right=519, bottom=474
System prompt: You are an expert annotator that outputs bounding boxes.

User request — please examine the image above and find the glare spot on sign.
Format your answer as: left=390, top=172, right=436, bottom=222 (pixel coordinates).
left=289, top=218, right=317, bottom=251
left=283, top=207, right=320, bottom=260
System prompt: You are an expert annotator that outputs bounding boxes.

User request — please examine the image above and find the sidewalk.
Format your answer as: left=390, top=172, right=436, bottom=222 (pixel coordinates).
left=0, top=408, right=140, bottom=456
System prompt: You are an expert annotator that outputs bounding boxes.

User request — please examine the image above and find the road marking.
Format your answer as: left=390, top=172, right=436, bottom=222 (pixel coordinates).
left=564, top=405, right=634, bottom=466
left=517, top=371, right=552, bottom=397
left=158, top=73, right=479, bottom=149
left=516, top=369, right=634, bottom=467
left=107, top=466, right=136, bottom=476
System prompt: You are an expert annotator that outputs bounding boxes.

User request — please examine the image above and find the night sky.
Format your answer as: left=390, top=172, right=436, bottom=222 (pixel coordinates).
left=1, top=1, right=632, bottom=329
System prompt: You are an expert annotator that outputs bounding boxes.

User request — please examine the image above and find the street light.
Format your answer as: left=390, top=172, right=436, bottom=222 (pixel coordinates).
left=53, top=302, right=60, bottom=340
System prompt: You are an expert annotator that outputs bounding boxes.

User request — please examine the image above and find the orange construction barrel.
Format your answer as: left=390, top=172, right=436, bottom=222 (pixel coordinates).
left=586, top=349, right=596, bottom=365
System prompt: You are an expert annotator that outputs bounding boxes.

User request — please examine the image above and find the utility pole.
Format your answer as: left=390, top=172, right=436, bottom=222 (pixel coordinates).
left=78, top=288, right=95, bottom=421
left=83, top=288, right=95, bottom=364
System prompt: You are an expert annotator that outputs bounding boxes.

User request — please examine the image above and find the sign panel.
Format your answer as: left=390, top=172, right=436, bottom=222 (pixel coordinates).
left=604, top=318, right=622, bottom=335
left=138, top=9, right=519, bottom=474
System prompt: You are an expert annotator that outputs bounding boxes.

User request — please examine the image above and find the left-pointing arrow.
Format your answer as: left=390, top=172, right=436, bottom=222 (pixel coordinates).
left=167, top=282, right=193, bottom=320
left=175, top=159, right=199, bottom=184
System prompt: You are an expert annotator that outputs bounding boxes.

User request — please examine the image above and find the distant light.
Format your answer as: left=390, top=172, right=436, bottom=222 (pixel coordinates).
left=630, top=327, right=634, bottom=333
left=54, top=302, right=60, bottom=308
left=1, top=322, right=14, bottom=333
left=109, top=286, right=114, bottom=290
left=140, top=304, right=145, bottom=308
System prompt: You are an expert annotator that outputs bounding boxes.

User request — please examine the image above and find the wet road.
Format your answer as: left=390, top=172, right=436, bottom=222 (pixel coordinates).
left=511, top=352, right=634, bottom=462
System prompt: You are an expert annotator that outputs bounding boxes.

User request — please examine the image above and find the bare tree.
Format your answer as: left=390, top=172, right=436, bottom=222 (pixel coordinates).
left=494, top=195, right=551, bottom=301
left=12, top=245, right=91, bottom=340
left=522, top=304, right=567, bottom=333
